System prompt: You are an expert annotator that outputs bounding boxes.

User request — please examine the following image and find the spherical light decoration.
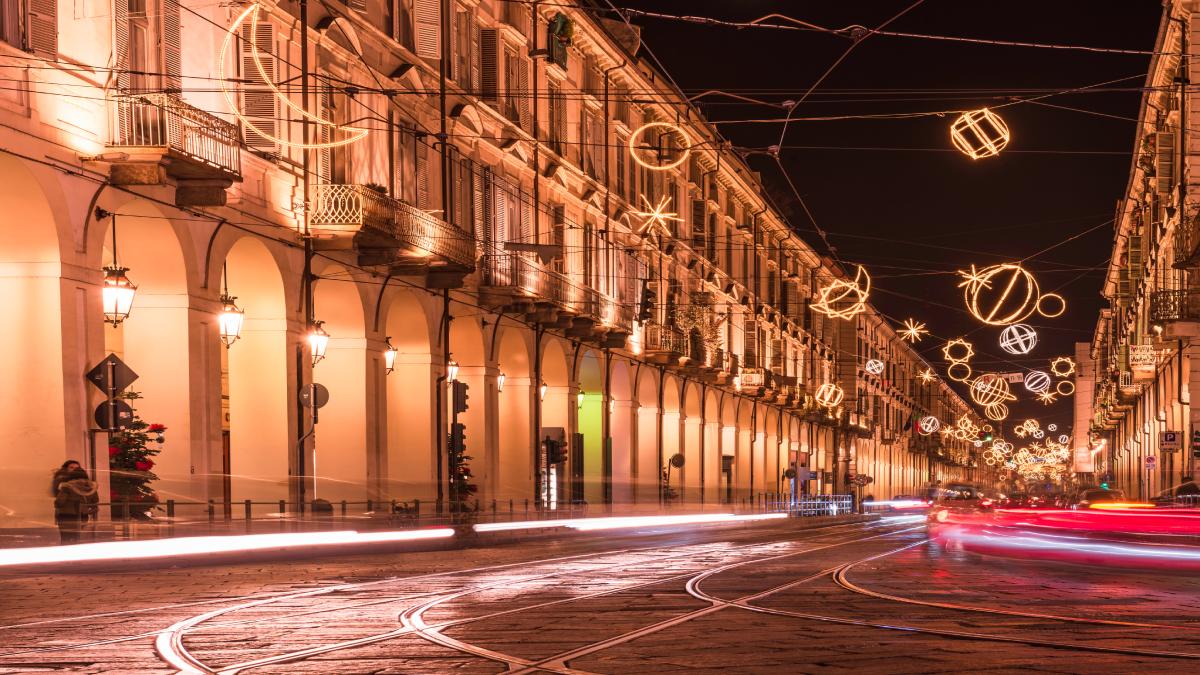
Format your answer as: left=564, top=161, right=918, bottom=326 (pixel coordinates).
left=999, top=323, right=1038, bottom=355
left=950, top=108, right=1011, bottom=159
left=1050, top=356, right=1076, bottom=378
left=984, top=403, right=1009, bottom=421
left=1058, top=434, right=1069, bottom=444
left=864, top=358, right=885, bottom=375
left=1055, top=380, right=1075, bottom=396
left=970, top=374, right=1017, bottom=407
left=1033, top=429, right=1045, bottom=439
left=815, top=383, right=845, bottom=408
left=628, top=121, right=691, bottom=171
left=973, top=440, right=983, bottom=448
left=958, top=263, right=1066, bottom=326
left=946, top=361, right=973, bottom=382
left=918, top=415, right=941, bottom=435
left=811, top=266, right=871, bottom=321
left=1023, top=370, right=1051, bottom=393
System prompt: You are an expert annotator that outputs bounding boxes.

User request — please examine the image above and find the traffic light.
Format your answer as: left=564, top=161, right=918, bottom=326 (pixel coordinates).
left=449, top=422, right=466, bottom=454
left=1100, top=481, right=1110, bottom=490
left=547, top=439, right=567, bottom=464
left=983, top=432, right=993, bottom=443
left=637, top=285, right=656, bottom=323
left=1192, top=430, right=1200, bottom=459
left=452, top=380, right=470, bottom=414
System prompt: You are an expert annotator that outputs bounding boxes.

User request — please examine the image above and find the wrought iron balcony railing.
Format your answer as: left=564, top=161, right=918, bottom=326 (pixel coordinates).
left=480, top=253, right=629, bottom=330
left=645, top=323, right=688, bottom=355
left=1151, top=289, right=1200, bottom=323
left=311, top=185, right=476, bottom=269
left=109, top=93, right=241, bottom=178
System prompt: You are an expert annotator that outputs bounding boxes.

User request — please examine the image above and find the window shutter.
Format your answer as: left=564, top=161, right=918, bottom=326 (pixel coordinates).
left=517, top=56, right=531, bottom=132
left=493, top=183, right=507, bottom=246
left=26, top=0, right=56, bottom=58
left=240, top=18, right=278, bottom=152
left=2, top=0, right=21, bottom=48
left=112, top=0, right=129, bottom=90
left=519, top=194, right=532, bottom=243
left=1156, top=131, right=1177, bottom=195
left=743, top=318, right=758, bottom=368
left=690, top=199, right=705, bottom=249
left=413, top=0, right=440, bottom=60
left=416, top=143, right=429, bottom=208
left=317, top=90, right=332, bottom=183
left=469, top=16, right=480, bottom=94
left=161, top=0, right=181, bottom=92
left=471, top=165, right=486, bottom=241
left=478, top=28, right=498, bottom=104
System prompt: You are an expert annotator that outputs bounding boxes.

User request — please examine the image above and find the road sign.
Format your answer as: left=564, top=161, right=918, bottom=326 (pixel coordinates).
left=299, top=383, right=330, bottom=409
left=86, top=354, right=138, bottom=394
left=93, top=400, right=134, bottom=430
left=999, top=372, right=1024, bottom=383
left=1145, top=455, right=1157, bottom=470
left=1161, top=431, right=1180, bottom=451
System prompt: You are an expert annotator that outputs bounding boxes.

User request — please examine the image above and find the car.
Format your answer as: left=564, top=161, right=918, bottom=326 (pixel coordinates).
left=1071, top=487, right=1127, bottom=509
left=927, top=483, right=994, bottom=523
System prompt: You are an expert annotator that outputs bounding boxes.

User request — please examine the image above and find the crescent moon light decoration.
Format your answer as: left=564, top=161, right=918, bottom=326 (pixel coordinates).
left=219, top=4, right=369, bottom=150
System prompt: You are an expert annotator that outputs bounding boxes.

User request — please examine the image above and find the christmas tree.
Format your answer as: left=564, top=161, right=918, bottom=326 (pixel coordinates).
left=108, top=391, right=166, bottom=519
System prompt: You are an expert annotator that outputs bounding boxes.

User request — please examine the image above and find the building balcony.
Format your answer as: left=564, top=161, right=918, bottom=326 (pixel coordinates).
left=107, top=93, right=242, bottom=206
left=478, top=253, right=630, bottom=346
left=311, top=185, right=476, bottom=288
left=643, top=323, right=689, bottom=364
left=1151, top=289, right=1200, bottom=336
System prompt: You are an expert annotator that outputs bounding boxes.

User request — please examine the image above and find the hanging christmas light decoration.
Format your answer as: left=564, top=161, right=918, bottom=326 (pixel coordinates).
left=630, top=194, right=682, bottom=241
left=958, top=263, right=1065, bottom=326
left=1058, top=434, right=1070, bottom=444
left=218, top=4, right=368, bottom=150
left=999, top=323, right=1038, bottom=355
left=628, top=121, right=691, bottom=171
left=950, top=108, right=1011, bottom=159
left=1055, top=380, right=1075, bottom=396
left=899, top=318, right=928, bottom=343
left=970, top=373, right=1017, bottom=408
left=864, top=359, right=885, bottom=375
left=984, top=403, right=1009, bottom=421
left=946, top=361, right=973, bottom=382
left=918, top=415, right=941, bottom=435
left=918, top=368, right=937, bottom=384
left=1036, top=390, right=1058, bottom=405
left=942, top=338, right=975, bottom=363
left=814, top=383, right=845, bottom=408
left=1050, top=356, right=1076, bottom=378
left=1023, top=370, right=1051, bottom=393
left=811, top=266, right=871, bottom=320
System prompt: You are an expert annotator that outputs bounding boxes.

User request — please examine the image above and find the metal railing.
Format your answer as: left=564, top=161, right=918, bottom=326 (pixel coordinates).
left=312, top=185, right=475, bottom=268
left=481, top=253, right=628, bottom=330
left=1151, top=288, right=1200, bottom=323
left=754, top=494, right=855, bottom=517
left=109, top=93, right=241, bottom=177
left=646, top=323, right=688, bottom=355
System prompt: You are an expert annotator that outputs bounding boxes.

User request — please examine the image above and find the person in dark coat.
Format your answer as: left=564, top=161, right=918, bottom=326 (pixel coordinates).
left=54, top=469, right=98, bottom=544
left=51, top=460, right=82, bottom=497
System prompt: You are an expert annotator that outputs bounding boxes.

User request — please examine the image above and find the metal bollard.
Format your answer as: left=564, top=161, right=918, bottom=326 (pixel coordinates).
left=279, top=500, right=286, bottom=531
left=491, top=499, right=497, bottom=518
left=367, top=499, right=373, bottom=513
left=244, top=499, right=252, bottom=521
left=413, top=499, right=420, bottom=519
left=525, top=498, right=529, bottom=516
left=208, top=499, right=215, bottom=524
left=166, top=499, right=175, bottom=519
left=341, top=500, right=347, bottom=517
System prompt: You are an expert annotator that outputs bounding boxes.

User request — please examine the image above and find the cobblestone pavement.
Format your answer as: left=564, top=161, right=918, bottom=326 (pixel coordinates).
left=0, top=516, right=1198, bottom=674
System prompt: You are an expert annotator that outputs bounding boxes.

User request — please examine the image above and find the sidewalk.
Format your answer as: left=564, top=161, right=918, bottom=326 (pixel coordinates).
left=0, top=510, right=885, bottom=574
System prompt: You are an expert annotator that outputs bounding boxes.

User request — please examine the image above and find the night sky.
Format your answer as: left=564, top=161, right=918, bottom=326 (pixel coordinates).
left=618, top=0, right=1165, bottom=430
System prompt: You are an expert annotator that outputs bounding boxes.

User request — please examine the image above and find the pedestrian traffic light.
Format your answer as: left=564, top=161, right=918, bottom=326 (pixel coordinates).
left=1192, top=430, right=1200, bottom=459
left=637, top=285, right=656, bottom=323
left=452, top=381, right=470, bottom=414
left=547, top=439, right=567, bottom=464
left=1100, top=480, right=1110, bottom=490
left=449, top=422, right=466, bottom=454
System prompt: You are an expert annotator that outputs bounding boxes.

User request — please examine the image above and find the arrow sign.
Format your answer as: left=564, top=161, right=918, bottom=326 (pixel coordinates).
left=86, top=354, right=139, bottom=395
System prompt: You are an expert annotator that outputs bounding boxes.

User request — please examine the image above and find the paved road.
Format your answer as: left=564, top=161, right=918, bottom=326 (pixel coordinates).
left=0, top=516, right=1198, bottom=673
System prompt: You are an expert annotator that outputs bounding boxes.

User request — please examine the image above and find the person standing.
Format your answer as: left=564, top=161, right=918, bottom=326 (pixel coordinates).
left=54, top=469, right=98, bottom=544
left=50, top=460, right=82, bottom=497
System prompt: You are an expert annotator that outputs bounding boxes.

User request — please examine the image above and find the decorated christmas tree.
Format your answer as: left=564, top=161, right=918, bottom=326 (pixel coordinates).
left=108, top=391, right=166, bottom=519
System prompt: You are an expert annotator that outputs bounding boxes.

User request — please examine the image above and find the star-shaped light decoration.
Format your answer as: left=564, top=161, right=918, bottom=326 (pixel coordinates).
left=1037, top=390, right=1058, bottom=405
left=631, top=194, right=682, bottom=242
left=956, top=264, right=992, bottom=293
left=942, top=338, right=975, bottom=363
left=918, top=367, right=937, bottom=384
left=899, top=318, right=928, bottom=343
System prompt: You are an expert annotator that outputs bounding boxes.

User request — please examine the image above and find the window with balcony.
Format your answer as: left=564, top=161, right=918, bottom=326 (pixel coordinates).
left=2, top=0, right=55, bottom=57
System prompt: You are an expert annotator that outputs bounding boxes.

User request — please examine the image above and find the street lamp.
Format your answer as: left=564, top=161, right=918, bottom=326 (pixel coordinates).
left=540, top=381, right=548, bottom=401
left=577, top=390, right=585, bottom=409
left=383, top=336, right=397, bottom=374
left=217, top=266, right=244, bottom=347
left=100, top=211, right=136, bottom=326
left=308, top=320, right=329, bottom=366
left=102, top=266, right=137, bottom=326
left=497, top=371, right=506, bottom=393
left=447, top=360, right=459, bottom=383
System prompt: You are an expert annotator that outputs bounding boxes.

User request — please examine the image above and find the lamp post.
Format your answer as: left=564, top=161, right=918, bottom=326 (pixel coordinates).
left=497, top=371, right=506, bottom=393
left=383, top=336, right=397, bottom=374
left=447, top=359, right=459, bottom=383
left=308, top=320, right=329, bottom=366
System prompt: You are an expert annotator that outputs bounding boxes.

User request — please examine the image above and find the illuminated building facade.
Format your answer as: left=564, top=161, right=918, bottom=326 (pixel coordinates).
left=0, top=0, right=984, bottom=524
